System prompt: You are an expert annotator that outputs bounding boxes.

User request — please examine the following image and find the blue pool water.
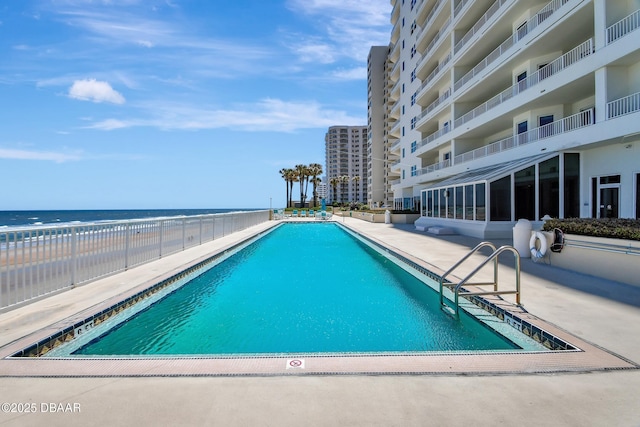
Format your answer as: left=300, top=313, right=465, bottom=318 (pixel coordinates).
left=73, top=223, right=517, bottom=355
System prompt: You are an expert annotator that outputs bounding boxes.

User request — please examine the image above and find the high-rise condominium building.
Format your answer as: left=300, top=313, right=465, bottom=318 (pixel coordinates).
left=369, top=0, right=640, bottom=238
left=325, top=126, right=368, bottom=204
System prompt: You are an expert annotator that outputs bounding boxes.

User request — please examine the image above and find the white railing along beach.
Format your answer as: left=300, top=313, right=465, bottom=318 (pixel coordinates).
left=0, top=210, right=269, bottom=310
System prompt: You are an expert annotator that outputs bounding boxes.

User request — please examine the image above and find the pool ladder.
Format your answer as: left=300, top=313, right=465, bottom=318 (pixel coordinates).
left=439, top=242, right=521, bottom=318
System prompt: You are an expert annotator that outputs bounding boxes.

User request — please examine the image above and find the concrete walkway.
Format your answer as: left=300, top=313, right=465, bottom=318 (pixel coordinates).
left=1, top=218, right=639, bottom=426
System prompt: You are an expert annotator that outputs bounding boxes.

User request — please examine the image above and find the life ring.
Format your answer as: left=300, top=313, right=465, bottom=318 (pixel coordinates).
left=529, top=232, right=548, bottom=258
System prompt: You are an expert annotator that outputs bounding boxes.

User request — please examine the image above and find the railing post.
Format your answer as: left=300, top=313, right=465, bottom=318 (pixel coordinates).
left=124, top=223, right=130, bottom=270
left=71, top=227, right=78, bottom=287
left=182, top=218, right=186, bottom=251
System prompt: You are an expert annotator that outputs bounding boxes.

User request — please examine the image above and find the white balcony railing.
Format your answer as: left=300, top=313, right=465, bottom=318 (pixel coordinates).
left=454, top=0, right=571, bottom=92
left=0, top=211, right=270, bottom=310
left=454, top=0, right=510, bottom=54
left=454, top=39, right=593, bottom=128
left=452, top=109, right=594, bottom=166
left=417, top=158, right=451, bottom=175
left=416, top=16, right=452, bottom=74
left=607, top=8, right=640, bottom=44
left=416, top=124, right=452, bottom=151
left=454, top=0, right=473, bottom=18
left=416, top=52, right=451, bottom=97
left=415, top=88, right=452, bottom=124
left=607, top=92, right=640, bottom=119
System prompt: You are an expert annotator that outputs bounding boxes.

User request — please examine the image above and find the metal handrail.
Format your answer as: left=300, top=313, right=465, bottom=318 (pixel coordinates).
left=439, top=242, right=497, bottom=308
left=439, top=244, right=521, bottom=318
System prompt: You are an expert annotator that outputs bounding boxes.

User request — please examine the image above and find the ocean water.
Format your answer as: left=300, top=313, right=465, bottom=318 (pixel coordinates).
left=0, top=209, right=255, bottom=228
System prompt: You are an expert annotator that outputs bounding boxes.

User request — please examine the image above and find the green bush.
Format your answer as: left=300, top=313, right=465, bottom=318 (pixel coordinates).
left=542, top=218, right=640, bottom=241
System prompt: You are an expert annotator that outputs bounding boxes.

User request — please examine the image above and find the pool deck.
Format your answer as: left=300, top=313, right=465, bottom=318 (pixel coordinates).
left=1, top=217, right=640, bottom=426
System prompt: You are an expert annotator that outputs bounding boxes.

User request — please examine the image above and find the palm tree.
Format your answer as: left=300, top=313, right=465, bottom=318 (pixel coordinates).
left=295, top=164, right=308, bottom=208
left=339, top=175, right=350, bottom=204
left=352, top=175, right=361, bottom=204
left=287, top=169, right=298, bottom=208
left=279, top=168, right=290, bottom=208
left=329, top=177, right=339, bottom=204
left=307, top=163, right=323, bottom=207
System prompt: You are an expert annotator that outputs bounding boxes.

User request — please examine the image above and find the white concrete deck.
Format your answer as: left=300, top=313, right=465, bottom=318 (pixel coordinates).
left=1, top=217, right=639, bottom=426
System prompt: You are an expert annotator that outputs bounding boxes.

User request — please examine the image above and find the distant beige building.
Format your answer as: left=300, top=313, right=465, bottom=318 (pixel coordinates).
left=325, top=126, right=368, bottom=204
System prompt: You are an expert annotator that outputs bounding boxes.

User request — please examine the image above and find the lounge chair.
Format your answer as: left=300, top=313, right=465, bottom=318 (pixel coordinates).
left=292, top=209, right=298, bottom=217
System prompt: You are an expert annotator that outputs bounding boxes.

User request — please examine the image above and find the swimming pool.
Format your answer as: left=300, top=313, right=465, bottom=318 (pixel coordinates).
left=32, top=222, right=553, bottom=358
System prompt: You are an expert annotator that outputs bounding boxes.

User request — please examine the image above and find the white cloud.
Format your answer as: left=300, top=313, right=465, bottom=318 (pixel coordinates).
left=286, top=0, right=391, bottom=64
left=0, top=148, right=82, bottom=163
left=85, top=98, right=364, bottom=132
left=292, top=41, right=335, bottom=64
left=68, top=79, right=125, bottom=104
left=331, top=67, right=367, bottom=80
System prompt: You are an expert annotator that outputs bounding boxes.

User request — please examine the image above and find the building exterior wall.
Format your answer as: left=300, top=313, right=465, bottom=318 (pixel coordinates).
left=325, top=125, right=368, bottom=204
left=379, top=0, right=640, bottom=237
left=367, top=46, right=389, bottom=208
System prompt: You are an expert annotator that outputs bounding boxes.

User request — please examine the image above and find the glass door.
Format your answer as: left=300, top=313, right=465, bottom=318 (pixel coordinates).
left=599, top=187, right=619, bottom=218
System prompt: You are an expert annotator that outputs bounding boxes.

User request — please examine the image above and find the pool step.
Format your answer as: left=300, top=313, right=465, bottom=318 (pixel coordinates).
left=441, top=305, right=457, bottom=317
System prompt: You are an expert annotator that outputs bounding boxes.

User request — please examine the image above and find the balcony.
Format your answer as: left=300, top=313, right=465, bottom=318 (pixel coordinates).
left=606, top=8, right=640, bottom=44
left=416, top=16, right=452, bottom=77
left=416, top=52, right=451, bottom=93
left=454, top=0, right=572, bottom=93
left=417, top=158, right=451, bottom=176
left=455, top=109, right=594, bottom=165
left=414, top=88, right=451, bottom=129
left=415, top=125, right=452, bottom=152
left=453, top=39, right=593, bottom=128
left=454, top=0, right=511, bottom=55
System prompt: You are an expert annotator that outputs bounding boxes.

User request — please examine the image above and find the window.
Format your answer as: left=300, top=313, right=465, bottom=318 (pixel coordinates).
left=475, top=183, right=486, bottom=221
left=455, top=186, right=463, bottom=219
left=439, top=189, right=447, bottom=217
left=517, top=71, right=527, bottom=92
left=411, top=165, right=417, bottom=176
left=464, top=185, right=474, bottom=220
left=411, top=117, right=417, bottom=129
left=410, top=141, right=417, bottom=153
left=564, top=153, right=580, bottom=218
left=539, top=115, right=554, bottom=138
left=539, top=157, right=559, bottom=218
left=515, top=166, right=536, bottom=220
left=517, top=121, right=528, bottom=144
left=490, top=176, right=511, bottom=221
left=433, top=190, right=439, bottom=217
left=446, top=188, right=454, bottom=218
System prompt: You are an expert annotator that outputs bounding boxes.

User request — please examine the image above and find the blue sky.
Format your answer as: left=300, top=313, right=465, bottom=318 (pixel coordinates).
left=0, top=0, right=391, bottom=210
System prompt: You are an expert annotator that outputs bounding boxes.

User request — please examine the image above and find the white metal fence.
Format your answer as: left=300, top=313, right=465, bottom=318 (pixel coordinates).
left=0, top=210, right=270, bottom=310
